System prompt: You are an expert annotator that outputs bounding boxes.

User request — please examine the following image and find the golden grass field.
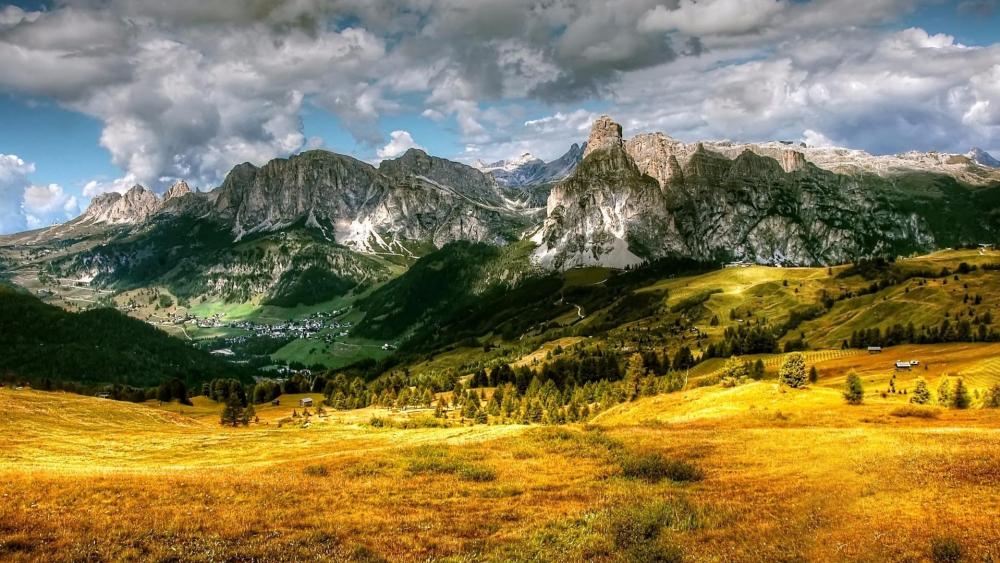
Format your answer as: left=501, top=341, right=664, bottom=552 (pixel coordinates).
left=4, top=341, right=1000, bottom=562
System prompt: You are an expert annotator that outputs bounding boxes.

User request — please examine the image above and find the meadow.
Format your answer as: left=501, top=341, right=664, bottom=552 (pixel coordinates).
left=3, top=352, right=1000, bottom=562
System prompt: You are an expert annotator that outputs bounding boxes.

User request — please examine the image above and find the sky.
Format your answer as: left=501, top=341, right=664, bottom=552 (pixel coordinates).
left=0, top=0, right=999, bottom=234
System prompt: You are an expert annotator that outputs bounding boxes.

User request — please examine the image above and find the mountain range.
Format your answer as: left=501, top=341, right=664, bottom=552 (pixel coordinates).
left=2, top=116, right=1000, bottom=306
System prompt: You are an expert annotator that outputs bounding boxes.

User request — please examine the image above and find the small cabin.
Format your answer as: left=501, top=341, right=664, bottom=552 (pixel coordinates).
left=299, top=397, right=314, bottom=407
left=867, top=346, right=883, bottom=354
left=895, top=361, right=912, bottom=370
left=96, top=392, right=111, bottom=399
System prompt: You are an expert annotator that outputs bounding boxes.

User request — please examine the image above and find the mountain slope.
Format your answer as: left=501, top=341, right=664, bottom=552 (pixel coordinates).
left=968, top=147, right=1000, bottom=168
left=533, top=116, right=1000, bottom=269
left=476, top=143, right=584, bottom=189
left=0, top=285, right=249, bottom=388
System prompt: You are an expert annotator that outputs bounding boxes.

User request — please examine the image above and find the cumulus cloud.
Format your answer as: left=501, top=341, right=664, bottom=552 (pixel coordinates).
left=0, top=154, right=33, bottom=234
left=82, top=174, right=141, bottom=198
left=376, top=131, right=424, bottom=159
left=22, top=184, right=80, bottom=229
left=0, top=0, right=997, bottom=204
left=640, top=0, right=785, bottom=37
left=0, top=155, right=79, bottom=235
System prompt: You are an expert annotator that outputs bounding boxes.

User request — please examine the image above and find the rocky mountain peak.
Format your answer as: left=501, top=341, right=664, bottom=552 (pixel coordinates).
left=80, top=185, right=161, bottom=225
left=968, top=147, right=1000, bottom=168
left=583, top=115, right=623, bottom=158
left=164, top=180, right=192, bottom=201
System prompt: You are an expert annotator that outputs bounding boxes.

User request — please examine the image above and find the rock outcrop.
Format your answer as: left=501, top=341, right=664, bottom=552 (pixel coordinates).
left=80, top=185, right=161, bottom=225
left=212, top=149, right=529, bottom=251
left=583, top=115, right=623, bottom=158
left=533, top=116, right=994, bottom=269
left=164, top=180, right=192, bottom=201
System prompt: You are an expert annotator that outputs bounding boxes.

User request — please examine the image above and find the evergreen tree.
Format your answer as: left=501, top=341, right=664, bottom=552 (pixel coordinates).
left=673, top=346, right=696, bottom=370
left=220, top=395, right=241, bottom=426
left=985, top=384, right=1000, bottom=408
left=937, top=378, right=952, bottom=406
left=910, top=379, right=931, bottom=405
left=778, top=353, right=807, bottom=388
left=809, top=366, right=819, bottom=384
left=843, top=371, right=864, bottom=405
left=241, top=402, right=256, bottom=426
left=952, top=378, right=971, bottom=409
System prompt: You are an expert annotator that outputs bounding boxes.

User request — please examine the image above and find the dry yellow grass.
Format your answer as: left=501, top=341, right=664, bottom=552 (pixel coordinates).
left=4, top=357, right=1000, bottom=561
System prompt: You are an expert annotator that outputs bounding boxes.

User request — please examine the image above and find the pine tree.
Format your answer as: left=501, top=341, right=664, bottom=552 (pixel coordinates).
left=809, top=366, right=819, bottom=384
left=984, top=384, right=1000, bottom=408
left=937, top=378, right=952, bottom=406
left=624, top=353, right=645, bottom=400
left=778, top=353, right=807, bottom=388
left=673, top=346, right=695, bottom=370
left=241, top=402, right=256, bottom=426
left=220, top=395, right=241, bottom=427
left=952, top=378, right=971, bottom=409
left=910, top=379, right=931, bottom=404
left=843, top=371, right=864, bottom=405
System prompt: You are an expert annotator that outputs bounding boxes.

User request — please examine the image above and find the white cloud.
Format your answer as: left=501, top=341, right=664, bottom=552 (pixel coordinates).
left=802, top=129, right=836, bottom=148
left=0, top=0, right=997, bottom=188
left=22, top=183, right=80, bottom=229
left=376, top=130, right=424, bottom=159
left=422, top=108, right=445, bottom=121
left=83, top=174, right=140, bottom=198
left=640, top=0, right=786, bottom=37
left=0, top=154, right=33, bottom=234
left=0, top=155, right=79, bottom=234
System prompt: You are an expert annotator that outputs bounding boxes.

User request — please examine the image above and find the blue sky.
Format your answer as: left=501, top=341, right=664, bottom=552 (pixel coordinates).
left=0, top=0, right=998, bottom=233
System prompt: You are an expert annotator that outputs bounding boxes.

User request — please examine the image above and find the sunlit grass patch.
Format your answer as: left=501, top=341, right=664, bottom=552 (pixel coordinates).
left=343, top=459, right=394, bottom=478
left=405, top=445, right=496, bottom=482
left=496, top=490, right=715, bottom=562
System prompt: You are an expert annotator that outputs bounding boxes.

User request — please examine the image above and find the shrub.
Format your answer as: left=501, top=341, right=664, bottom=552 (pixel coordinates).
left=843, top=370, right=864, bottom=405
left=930, top=537, right=962, bottom=563
left=457, top=465, right=497, bottom=482
left=890, top=405, right=939, bottom=419
left=722, top=356, right=750, bottom=380
left=303, top=464, right=329, bottom=477
left=662, top=459, right=705, bottom=483
left=604, top=498, right=703, bottom=561
left=618, top=451, right=704, bottom=483
left=778, top=353, right=807, bottom=388
left=407, top=447, right=463, bottom=475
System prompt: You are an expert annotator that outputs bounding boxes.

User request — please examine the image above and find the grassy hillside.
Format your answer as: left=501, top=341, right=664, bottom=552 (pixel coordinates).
left=4, top=375, right=1000, bottom=561
left=0, top=286, right=251, bottom=389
